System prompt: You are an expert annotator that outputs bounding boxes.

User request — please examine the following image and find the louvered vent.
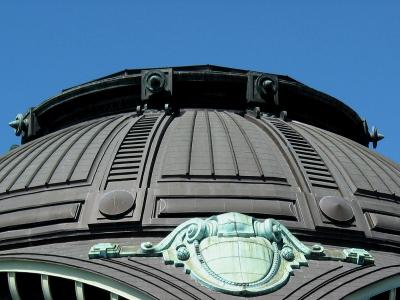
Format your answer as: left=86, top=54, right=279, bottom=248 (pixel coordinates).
left=105, top=114, right=159, bottom=189
left=268, top=118, right=338, bottom=189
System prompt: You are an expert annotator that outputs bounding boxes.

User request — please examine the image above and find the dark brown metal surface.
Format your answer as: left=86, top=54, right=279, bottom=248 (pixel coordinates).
left=0, top=66, right=399, bottom=299
left=319, top=196, right=354, bottom=222
left=99, top=190, right=136, bottom=218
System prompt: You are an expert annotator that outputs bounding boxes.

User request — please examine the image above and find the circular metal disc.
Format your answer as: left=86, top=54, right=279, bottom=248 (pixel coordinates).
left=144, top=71, right=166, bottom=92
left=99, top=190, right=135, bottom=218
left=319, top=196, right=354, bottom=223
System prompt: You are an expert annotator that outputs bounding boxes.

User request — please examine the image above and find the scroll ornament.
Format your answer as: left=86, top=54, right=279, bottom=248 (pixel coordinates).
left=89, top=212, right=373, bottom=296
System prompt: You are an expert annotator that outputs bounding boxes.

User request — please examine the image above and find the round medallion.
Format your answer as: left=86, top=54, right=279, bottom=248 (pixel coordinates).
left=319, top=196, right=354, bottom=222
left=144, top=71, right=166, bottom=93
left=256, top=75, right=277, bottom=98
left=99, top=190, right=135, bottom=218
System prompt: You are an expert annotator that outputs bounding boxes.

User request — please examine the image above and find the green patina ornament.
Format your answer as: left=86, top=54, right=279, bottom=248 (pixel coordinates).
left=88, top=212, right=374, bottom=296
left=88, top=243, right=121, bottom=259
left=281, top=246, right=295, bottom=261
left=343, top=248, right=374, bottom=265
left=176, top=245, right=190, bottom=261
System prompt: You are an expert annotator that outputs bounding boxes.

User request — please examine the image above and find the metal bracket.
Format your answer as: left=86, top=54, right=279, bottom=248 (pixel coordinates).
left=26, top=108, right=40, bottom=138
left=246, top=72, right=279, bottom=108
left=141, top=68, right=173, bottom=101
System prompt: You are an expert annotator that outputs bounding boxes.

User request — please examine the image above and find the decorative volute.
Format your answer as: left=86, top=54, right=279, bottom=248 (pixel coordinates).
left=89, top=212, right=374, bottom=296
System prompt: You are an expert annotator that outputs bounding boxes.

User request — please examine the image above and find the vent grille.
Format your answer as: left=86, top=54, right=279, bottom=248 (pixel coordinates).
left=105, top=114, right=159, bottom=188
left=268, top=119, right=338, bottom=189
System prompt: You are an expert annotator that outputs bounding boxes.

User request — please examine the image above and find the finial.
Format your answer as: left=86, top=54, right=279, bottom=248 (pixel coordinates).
left=369, top=126, right=384, bottom=149
left=362, top=119, right=384, bottom=149
left=8, top=113, right=27, bottom=136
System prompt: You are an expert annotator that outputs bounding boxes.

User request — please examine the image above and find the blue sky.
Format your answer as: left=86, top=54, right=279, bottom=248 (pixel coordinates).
left=1, top=2, right=399, bottom=162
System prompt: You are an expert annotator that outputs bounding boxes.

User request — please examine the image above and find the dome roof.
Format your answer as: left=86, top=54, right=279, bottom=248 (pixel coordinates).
left=1, top=66, right=399, bottom=299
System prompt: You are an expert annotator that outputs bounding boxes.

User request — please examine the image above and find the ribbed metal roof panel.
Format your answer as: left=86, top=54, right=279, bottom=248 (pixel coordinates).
left=161, top=110, right=289, bottom=182
left=292, top=121, right=400, bottom=199
left=0, top=114, right=133, bottom=195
